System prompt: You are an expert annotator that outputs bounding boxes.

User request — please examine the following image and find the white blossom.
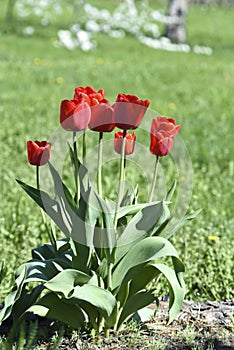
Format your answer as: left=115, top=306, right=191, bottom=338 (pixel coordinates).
left=15, top=0, right=212, bottom=55
left=22, top=26, right=35, bottom=36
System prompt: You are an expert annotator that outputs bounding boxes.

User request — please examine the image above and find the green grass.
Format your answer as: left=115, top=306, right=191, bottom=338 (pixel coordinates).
left=0, top=0, right=234, bottom=309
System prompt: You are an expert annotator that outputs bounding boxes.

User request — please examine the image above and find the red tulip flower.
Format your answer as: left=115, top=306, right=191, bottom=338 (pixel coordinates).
left=27, top=140, right=51, bottom=166
left=60, top=97, right=91, bottom=131
left=114, top=131, right=136, bottom=155
left=150, top=117, right=181, bottom=157
left=74, top=86, right=115, bottom=133
left=74, top=86, right=105, bottom=106
left=113, top=93, right=150, bottom=130
left=89, top=102, right=115, bottom=133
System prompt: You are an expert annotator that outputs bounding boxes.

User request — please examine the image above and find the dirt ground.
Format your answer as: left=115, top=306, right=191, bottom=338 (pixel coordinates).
left=1, top=299, right=234, bottom=349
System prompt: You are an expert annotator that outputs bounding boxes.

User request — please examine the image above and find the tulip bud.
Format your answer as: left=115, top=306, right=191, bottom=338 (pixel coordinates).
left=114, top=131, right=136, bottom=155
left=27, top=140, right=51, bottom=166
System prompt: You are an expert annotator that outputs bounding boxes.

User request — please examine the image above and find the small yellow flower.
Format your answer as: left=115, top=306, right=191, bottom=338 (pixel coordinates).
left=33, top=57, right=41, bottom=65
left=168, top=102, right=176, bottom=111
left=208, top=235, right=219, bottom=243
left=96, top=57, right=104, bottom=65
left=56, top=77, right=63, bottom=85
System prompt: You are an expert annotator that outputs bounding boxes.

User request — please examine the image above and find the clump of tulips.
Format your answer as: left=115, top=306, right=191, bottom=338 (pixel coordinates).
left=0, top=86, right=195, bottom=338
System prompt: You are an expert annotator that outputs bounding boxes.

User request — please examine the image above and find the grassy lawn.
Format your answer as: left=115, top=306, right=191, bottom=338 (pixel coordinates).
left=0, top=0, right=234, bottom=314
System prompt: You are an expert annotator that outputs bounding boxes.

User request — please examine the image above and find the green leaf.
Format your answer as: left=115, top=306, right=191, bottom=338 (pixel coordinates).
left=115, top=202, right=169, bottom=264
left=71, top=173, right=99, bottom=247
left=76, top=163, right=116, bottom=257
left=48, top=162, right=91, bottom=243
left=117, top=262, right=186, bottom=328
left=96, top=258, right=108, bottom=280
left=0, top=266, right=26, bottom=324
left=151, top=263, right=185, bottom=323
left=44, top=269, right=91, bottom=298
left=131, top=305, right=158, bottom=323
left=117, top=291, right=156, bottom=330
left=0, top=262, right=6, bottom=284
left=116, top=279, right=130, bottom=307
left=13, top=285, right=44, bottom=323
left=165, top=180, right=177, bottom=202
left=71, top=284, right=116, bottom=318
left=28, top=292, right=85, bottom=329
left=78, top=301, right=99, bottom=329
left=32, top=239, right=70, bottom=260
left=117, top=201, right=165, bottom=245
left=151, top=202, right=171, bottom=236
left=16, top=258, right=71, bottom=284
left=68, top=142, right=79, bottom=202
left=117, top=203, right=149, bottom=219
left=16, top=179, right=73, bottom=237
left=128, top=265, right=160, bottom=298
left=16, top=179, right=56, bottom=208
left=70, top=240, right=92, bottom=274
left=164, top=209, right=202, bottom=239
left=112, top=237, right=180, bottom=292
left=48, top=162, right=77, bottom=211
left=93, top=199, right=116, bottom=263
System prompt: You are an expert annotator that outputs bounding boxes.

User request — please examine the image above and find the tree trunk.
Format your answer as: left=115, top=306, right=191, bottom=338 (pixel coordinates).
left=5, top=0, right=17, bottom=23
left=165, top=0, right=187, bottom=43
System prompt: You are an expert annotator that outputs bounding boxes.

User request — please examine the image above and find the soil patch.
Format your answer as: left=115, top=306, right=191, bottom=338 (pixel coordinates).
left=1, top=299, right=234, bottom=349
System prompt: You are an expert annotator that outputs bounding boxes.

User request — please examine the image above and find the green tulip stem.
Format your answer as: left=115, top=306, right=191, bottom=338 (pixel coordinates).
left=97, top=132, right=103, bottom=198
left=114, top=129, right=126, bottom=229
left=73, top=131, right=80, bottom=204
left=82, top=128, right=87, bottom=166
left=148, top=155, right=159, bottom=202
left=36, top=165, right=57, bottom=253
left=107, top=262, right=113, bottom=291
left=104, top=328, right=110, bottom=338
left=36, top=166, right=40, bottom=191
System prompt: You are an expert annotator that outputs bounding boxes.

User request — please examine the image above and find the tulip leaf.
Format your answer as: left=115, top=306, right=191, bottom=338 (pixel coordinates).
left=70, top=187, right=97, bottom=272
left=78, top=301, right=99, bottom=329
left=118, top=201, right=167, bottom=243
left=151, top=263, right=185, bottom=323
left=32, top=239, right=70, bottom=260
left=16, top=180, right=73, bottom=237
left=117, top=261, right=185, bottom=327
left=128, top=264, right=161, bottom=298
left=76, top=162, right=116, bottom=256
left=13, top=285, right=44, bottom=323
left=16, top=258, right=71, bottom=284
left=70, top=284, right=117, bottom=319
left=93, top=199, right=116, bottom=263
left=0, top=266, right=26, bottom=324
left=48, top=161, right=77, bottom=210
left=28, top=292, right=85, bottom=329
left=115, top=202, right=170, bottom=264
left=112, top=236, right=180, bottom=291
left=117, top=291, right=156, bottom=330
left=48, top=162, right=97, bottom=270
left=16, top=179, right=56, bottom=208
left=164, top=209, right=202, bottom=239
left=68, top=142, right=80, bottom=203
left=116, top=280, right=130, bottom=307
left=44, top=269, right=91, bottom=298
left=165, top=180, right=177, bottom=202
